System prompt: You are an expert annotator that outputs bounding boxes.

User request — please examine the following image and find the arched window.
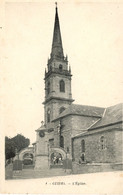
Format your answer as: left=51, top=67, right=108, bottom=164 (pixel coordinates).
left=59, top=107, right=66, bottom=114
left=81, top=139, right=85, bottom=153
left=47, top=81, right=50, bottom=94
left=47, top=109, right=51, bottom=123
left=59, top=80, right=65, bottom=92
left=59, top=64, right=63, bottom=71
left=100, top=136, right=106, bottom=150
left=60, top=136, right=64, bottom=148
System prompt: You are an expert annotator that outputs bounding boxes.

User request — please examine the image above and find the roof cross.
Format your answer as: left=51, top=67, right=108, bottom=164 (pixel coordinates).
left=41, top=121, right=44, bottom=126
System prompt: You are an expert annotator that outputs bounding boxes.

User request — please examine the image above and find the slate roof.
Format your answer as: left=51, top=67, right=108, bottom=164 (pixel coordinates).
left=89, top=103, right=123, bottom=130
left=35, top=125, right=46, bottom=132
left=72, top=103, right=123, bottom=138
left=52, top=104, right=105, bottom=121
left=32, top=142, right=36, bottom=145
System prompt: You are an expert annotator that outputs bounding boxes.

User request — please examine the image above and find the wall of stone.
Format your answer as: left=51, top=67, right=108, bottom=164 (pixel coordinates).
left=36, top=131, right=50, bottom=155
left=72, top=126, right=122, bottom=164
left=44, top=99, right=71, bottom=127
left=51, top=59, right=68, bottom=70
left=45, top=74, right=72, bottom=100
left=115, top=130, right=123, bottom=162
left=54, top=116, right=72, bottom=154
left=53, top=115, right=100, bottom=156
left=72, top=162, right=123, bottom=174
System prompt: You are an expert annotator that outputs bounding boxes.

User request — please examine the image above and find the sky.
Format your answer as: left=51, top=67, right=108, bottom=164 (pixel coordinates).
left=1, top=1, right=123, bottom=144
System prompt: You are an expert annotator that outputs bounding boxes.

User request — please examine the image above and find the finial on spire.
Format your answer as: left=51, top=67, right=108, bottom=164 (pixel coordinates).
left=55, top=2, right=57, bottom=9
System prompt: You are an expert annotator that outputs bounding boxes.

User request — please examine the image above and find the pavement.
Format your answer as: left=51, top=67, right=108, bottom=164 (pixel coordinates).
left=3, top=171, right=123, bottom=194
left=6, top=164, right=71, bottom=180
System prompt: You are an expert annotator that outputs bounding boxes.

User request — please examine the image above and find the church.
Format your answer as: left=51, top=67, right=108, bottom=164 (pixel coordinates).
left=32, top=4, right=123, bottom=174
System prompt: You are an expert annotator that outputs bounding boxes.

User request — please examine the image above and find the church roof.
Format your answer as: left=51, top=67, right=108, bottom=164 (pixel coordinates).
left=89, top=103, right=123, bottom=130
left=52, top=104, right=105, bottom=121
left=35, top=125, right=46, bottom=132
left=72, top=103, right=123, bottom=138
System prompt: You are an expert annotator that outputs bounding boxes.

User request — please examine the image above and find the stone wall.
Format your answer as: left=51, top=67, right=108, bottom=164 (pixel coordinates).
left=72, top=162, right=123, bottom=174
left=45, top=74, right=72, bottom=100
left=44, top=99, right=71, bottom=127
left=72, top=124, right=122, bottom=164
left=36, top=131, right=52, bottom=155
left=54, top=116, right=72, bottom=153
left=115, top=130, right=123, bottom=162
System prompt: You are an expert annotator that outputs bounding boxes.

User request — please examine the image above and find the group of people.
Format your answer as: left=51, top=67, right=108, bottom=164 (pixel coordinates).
left=51, top=153, right=63, bottom=165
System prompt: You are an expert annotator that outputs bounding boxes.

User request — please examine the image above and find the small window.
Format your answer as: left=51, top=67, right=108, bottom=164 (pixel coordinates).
left=59, top=64, right=63, bottom=71
left=49, top=139, right=54, bottom=147
left=59, top=107, right=65, bottom=114
left=81, top=139, right=85, bottom=153
left=47, top=109, right=51, bottom=123
left=47, top=81, right=50, bottom=94
left=59, top=80, right=65, bottom=92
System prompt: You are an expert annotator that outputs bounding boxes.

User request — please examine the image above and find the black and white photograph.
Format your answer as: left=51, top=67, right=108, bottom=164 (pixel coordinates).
left=0, top=0, right=123, bottom=194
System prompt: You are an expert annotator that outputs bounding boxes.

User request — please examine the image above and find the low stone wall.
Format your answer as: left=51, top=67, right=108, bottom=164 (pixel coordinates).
left=72, top=162, right=123, bottom=174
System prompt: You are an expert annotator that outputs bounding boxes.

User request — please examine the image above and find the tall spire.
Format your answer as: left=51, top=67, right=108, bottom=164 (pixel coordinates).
left=50, top=3, right=64, bottom=60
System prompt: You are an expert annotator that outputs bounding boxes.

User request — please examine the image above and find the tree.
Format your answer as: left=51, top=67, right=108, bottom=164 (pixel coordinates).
left=5, top=134, right=30, bottom=160
left=11, top=134, right=30, bottom=152
left=5, top=137, right=16, bottom=160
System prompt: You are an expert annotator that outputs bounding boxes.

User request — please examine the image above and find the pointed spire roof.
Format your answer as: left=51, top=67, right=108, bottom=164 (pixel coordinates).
left=51, top=3, right=64, bottom=60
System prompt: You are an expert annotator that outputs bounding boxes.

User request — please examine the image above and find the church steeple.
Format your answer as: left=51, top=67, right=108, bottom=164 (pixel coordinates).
left=50, top=3, right=64, bottom=60
left=44, top=4, right=74, bottom=127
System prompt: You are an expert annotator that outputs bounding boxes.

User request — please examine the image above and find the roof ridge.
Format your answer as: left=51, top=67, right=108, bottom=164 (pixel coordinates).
left=89, top=103, right=122, bottom=130
left=88, top=118, right=102, bottom=130
left=107, top=102, right=123, bottom=108
left=72, top=103, right=105, bottom=109
left=52, top=103, right=105, bottom=122
left=102, top=108, right=106, bottom=118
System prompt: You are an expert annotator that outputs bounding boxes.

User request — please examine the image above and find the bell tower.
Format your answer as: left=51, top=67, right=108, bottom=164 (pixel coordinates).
left=43, top=4, right=74, bottom=130
left=35, top=3, right=74, bottom=169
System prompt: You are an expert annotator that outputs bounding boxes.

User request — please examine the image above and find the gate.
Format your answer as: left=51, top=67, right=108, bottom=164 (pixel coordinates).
left=49, top=147, right=72, bottom=170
